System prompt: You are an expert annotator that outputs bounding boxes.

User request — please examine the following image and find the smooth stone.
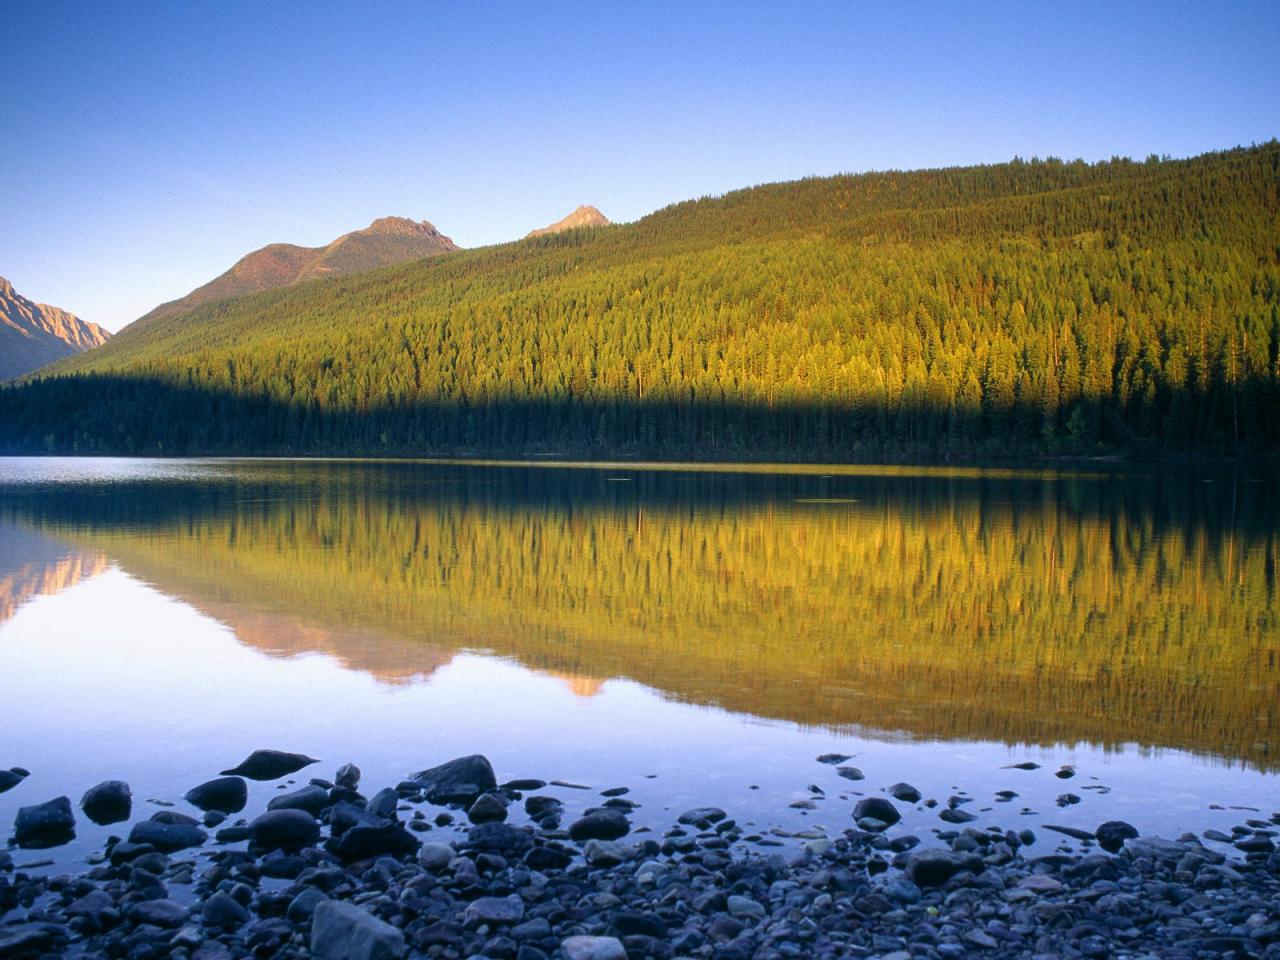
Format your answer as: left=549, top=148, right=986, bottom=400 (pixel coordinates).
left=14, top=796, right=76, bottom=848
left=409, top=754, right=497, bottom=804
left=1096, top=820, right=1139, bottom=853
left=677, top=806, right=727, bottom=828
left=853, top=797, right=900, bottom=827
left=906, top=849, right=977, bottom=886
left=584, top=839, right=627, bottom=867
left=268, top=784, right=330, bottom=817
left=287, top=887, right=330, bottom=923
left=418, top=841, right=456, bottom=871
left=468, top=792, right=508, bottom=824
left=726, top=895, right=765, bottom=919
left=464, top=895, right=525, bottom=925
left=220, top=749, right=319, bottom=781
left=249, top=809, right=320, bottom=851
left=502, top=779, right=547, bottom=791
left=569, top=809, right=630, bottom=842
left=129, top=899, right=190, bottom=928
left=468, top=822, right=534, bottom=855
left=129, top=818, right=208, bottom=853
left=328, top=823, right=420, bottom=862
left=0, top=767, right=29, bottom=794
left=0, top=923, right=67, bottom=954
left=888, top=782, right=922, bottom=803
left=367, top=787, right=399, bottom=820
left=939, top=808, right=977, bottom=824
left=836, top=766, right=865, bottom=781
left=816, top=754, right=852, bottom=764
left=67, top=889, right=116, bottom=921
left=202, top=890, right=250, bottom=928
left=80, top=780, right=132, bottom=825
left=1018, top=874, right=1063, bottom=893
left=311, top=899, right=405, bottom=960
left=185, top=776, right=249, bottom=813
left=561, top=935, right=628, bottom=960
left=335, top=763, right=361, bottom=789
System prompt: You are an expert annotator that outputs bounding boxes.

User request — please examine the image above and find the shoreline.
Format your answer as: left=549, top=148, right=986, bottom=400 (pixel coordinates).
left=3, top=753, right=1278, bottom=959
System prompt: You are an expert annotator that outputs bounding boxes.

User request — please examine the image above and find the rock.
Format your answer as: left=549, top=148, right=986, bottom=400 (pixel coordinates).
left=1017, top=874, right=1063, bottom=893
left=267, top=784, right=330, bottom=817
left=1096, top=820, right=1139, bottom=853
left=889, top=782, right=922, bottom=803
left=129, top=817, right=208, bottom=853
left=248, top=809, right=320, bottom=851
left=853, top=797, right=900, bottom=827
left=836, top=766, right=865, bottom=781
left=0, top=923, right=67, bottom=955
left=220, top=749, right=319, bottom=781
left=409, top=754, right=497, bottom=804
left=726, top=895, right=765, bottom=919
left=1055, top=766, right=1076, bottom=779
left=1043, top=824, right=1095, bottom=842
left=816, top=753, right=852, bottom=764
left=939, top=808, right=977, bottom=824
left=367, top=787, right=399, bottom=820
left=80, top=780, right=132, bottom=824
left=584, top=839, right=627, bottom=866
left=67, top=889, right=116, bottom=922
left=906, top=849, right=977, bottom=886
left=502, top=778, right=546, bottom=791
left=569, top=809, right=630, bottom=842
left=418, top=842, right=455, bottom=870
left=468, top=792, right=508, bottom=823
left=14, top=796, right=75, bottom=848
left=287, top=887, right=329, bottom=923
left=464, top=895, right=525, bottom=925
left=0, top=767, right=29, bottom=794
left=335, top=763, right=361, bottom=789
left=328, top=823, right=420, bottom=862
left=677, top=806, right=727, bottom=828
left=311, top=899, right=405, bottom=960
left=469, top=822, right=534, bottom=855
left=1002, top=762, right=1040, bottom=770
left=202, top=890, right=250, bottom=928
left=129, top=899, right=190, bottom=928
left=561, top=935, right=628, bottom=960
left=185, top=776, right=249, bottom=813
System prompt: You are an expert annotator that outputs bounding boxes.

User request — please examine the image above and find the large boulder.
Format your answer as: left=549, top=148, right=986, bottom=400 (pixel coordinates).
left=408, top=755, right=497, bottom=805
left=268, top=784, right=330, bottom=817
left=81, top=780, right=132, bottom=825
left=569, top=809, right=630, bottom=842
left=0, top=766, right=30, bottom=794
left=1096, top=820, right=1139, bottom=853
left=249, top=809, right=320, bottom=851
left=14, top=796, right=75, bottom=848
left=905, top=848, right=981, bottom=886
left=311, top=899, right=405, bottom=960
left=853, top=797, right=901, bottom=827
left=185, top=776, right=248, bottom=813
left=327, top=823, right=420, bottom=863
left=221, top=749, right=319, bottom=781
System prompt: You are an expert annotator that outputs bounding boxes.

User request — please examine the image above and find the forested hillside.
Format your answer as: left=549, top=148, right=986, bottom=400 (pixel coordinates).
left=2, top=144, right=1278, bottom=459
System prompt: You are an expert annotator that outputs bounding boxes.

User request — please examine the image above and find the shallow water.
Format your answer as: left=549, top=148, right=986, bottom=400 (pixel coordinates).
left=0, top=457, right=1276, bottom=869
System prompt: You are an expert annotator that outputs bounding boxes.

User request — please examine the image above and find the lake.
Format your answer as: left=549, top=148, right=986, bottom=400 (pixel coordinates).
left=0, top=457, right=1276, bottom=869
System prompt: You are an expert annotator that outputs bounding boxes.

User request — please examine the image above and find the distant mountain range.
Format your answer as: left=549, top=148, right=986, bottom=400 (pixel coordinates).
left=526, top=204, right=610, bottom=237
left=135, top=216, right=459, bottom=325
left=0, top=276, right=110, bottom=381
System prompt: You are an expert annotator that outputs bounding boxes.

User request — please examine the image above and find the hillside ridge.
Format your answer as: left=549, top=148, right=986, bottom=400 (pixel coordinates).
left=0, top=276, right=110, bottom=381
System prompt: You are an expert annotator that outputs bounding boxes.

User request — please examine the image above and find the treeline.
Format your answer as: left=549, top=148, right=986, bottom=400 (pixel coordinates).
left=2, top=143, right=1278, bottom=459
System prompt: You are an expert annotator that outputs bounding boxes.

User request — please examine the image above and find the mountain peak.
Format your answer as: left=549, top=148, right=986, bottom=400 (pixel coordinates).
left=362, top=216, right=448, bottom=238
left=1, top=277, right=110, bottom=380
left=527, top=205, right=610, bottom=238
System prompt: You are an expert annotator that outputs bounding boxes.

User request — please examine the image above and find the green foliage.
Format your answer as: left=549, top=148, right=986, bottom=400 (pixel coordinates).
left=3, top=143, right=1279, bottom=459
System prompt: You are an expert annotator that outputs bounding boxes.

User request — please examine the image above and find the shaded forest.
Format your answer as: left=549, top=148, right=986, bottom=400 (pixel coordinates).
left=3, top=144, right=1279, bottom=459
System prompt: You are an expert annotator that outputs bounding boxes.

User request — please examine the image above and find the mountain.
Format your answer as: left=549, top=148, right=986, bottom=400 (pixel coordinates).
left=526, top=204, right=609, bottom=237
left=0, top=276, right=110, bottom=381
left=136, top=216, right=459, bottom=325
left=3, top=143, right=1279, bottom=458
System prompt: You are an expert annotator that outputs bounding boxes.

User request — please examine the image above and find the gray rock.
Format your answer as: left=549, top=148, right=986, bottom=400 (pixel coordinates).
left=202, top=890, right=249, bottom=928
left=287, top=887, right=329, bottom=923
left=80, top=780, right=132, bottom=825
left=335, top=763, right=361, bottom=789
left=129, top=899, right=190, bottom=928
left=584, top=839, right=627, bottom=867
left=888, top=782, right=922, bottom=803
left=220, top=749, right=319, bottom=781
left=464, top=894, right=525, bottom=925
left=569, top=809, right=630, bottom=842
left=468, top=792, right=508, bottom=823
left=328, top=822, right=419, bottom=862
left=677, top=806, right=727, bottom=828
left=418, top=841, right=456, bottom=871
left=939, top=808, right=977, bottom=824
left=185, top=776, right=248, bottom=813
left=1096, top=820, right=1139, bottom=853
left=0, top=766, right=29, bottom=794
left=367, top=787, right=400, bottom=820
left=14, top=796, right=75, bottom=848
left=0, top=923, right=67, bottom=955
left=561, top=935, right=628, bottom=960
left=853, top=797, right=900, bottom=827
left=129, top=817, right=208, bottom=853
left=311, top=899, right=405, bottom=960
left=905, top=849, right=977, bottom=886
left=267, top=784, right=330, bottom=817
left=836, top=766, right=865, bottom=781
left=726, top=895, right=765, bottom=919
left=409, top=754, right=497, bottom=804
left=249, top=809, right=320, bottom=851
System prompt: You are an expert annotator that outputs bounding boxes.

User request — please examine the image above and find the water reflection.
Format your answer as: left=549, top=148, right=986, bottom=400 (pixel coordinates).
left=1, top=458, right=1275, bottom=770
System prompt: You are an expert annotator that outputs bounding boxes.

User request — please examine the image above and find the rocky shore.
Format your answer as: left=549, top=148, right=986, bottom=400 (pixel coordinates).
left=2, top=751, right=1278, bottom=959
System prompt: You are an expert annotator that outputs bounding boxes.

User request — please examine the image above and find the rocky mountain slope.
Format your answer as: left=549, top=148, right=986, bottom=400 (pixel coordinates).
left=0, top=276, right=110, bottom=380
left=526, top=205, right=610, bottom=237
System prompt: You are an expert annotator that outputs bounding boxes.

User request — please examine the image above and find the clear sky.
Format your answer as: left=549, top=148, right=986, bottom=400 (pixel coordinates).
left=2, top=0, right=1277, bottom=332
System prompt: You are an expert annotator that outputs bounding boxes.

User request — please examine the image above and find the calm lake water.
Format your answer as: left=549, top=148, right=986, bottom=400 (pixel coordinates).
left=0, top=457, right=1276, bottom=869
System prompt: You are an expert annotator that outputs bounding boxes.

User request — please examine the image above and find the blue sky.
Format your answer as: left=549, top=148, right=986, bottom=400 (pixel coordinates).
left=2, top=0, right=1277, bottom=331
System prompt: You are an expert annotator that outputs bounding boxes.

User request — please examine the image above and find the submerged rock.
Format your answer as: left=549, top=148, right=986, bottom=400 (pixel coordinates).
left=889, top=782, right=922, bottom=803
left=248, top=809, right=320, bottom=851
left=80, top=780, right=132, bottom=825
left=185, top=776, right=248, bottom=812
left=0, top=766, right=30, bottom=794
left=853, top=797, right=900, bottom=827
left=220, top=749, right=319, bottom=780
left=128, top=816, right=207, bottom=853
left=1096, top=819, right=1139, bottom=853
left=14, top=796, right=76, bottom=848
left=569, top=809, right=630, bottom=842
left=267, top=783, right=330, bottom=817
